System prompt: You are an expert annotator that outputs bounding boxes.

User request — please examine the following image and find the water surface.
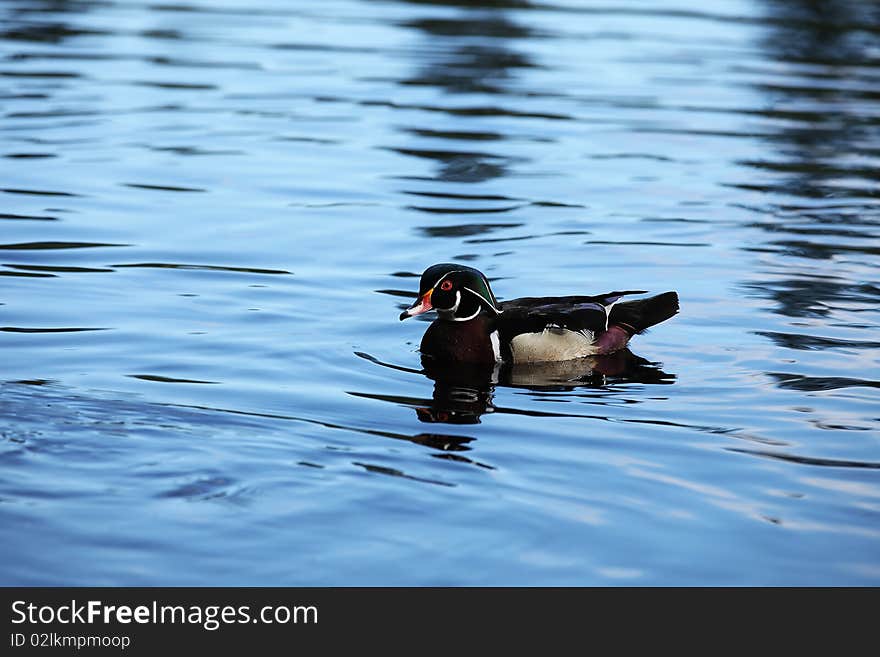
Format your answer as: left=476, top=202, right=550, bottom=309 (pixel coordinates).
left=1, top=0, right=878, bottom=585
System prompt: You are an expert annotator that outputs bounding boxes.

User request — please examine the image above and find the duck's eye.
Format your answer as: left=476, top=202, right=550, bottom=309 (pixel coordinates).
left=440, top=280, right=453, bottom=291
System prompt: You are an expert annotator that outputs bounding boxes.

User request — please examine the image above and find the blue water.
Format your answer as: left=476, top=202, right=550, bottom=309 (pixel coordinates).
left=1, top=0, right=878, bottom=585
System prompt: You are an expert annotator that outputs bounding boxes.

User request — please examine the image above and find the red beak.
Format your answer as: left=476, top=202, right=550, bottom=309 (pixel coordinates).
left=399, top=288, right=433, bottom=320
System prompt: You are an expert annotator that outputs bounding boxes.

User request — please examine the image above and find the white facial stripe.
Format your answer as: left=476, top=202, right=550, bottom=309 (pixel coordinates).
left=434, top=287, right=459, bottom=314
left=463, top=286, right=501, bottom=315
left=430, top=272, right=459, bottom=311
left=431, top=271, right=499, bottom=320
left=450, top=290, right=481, bottom=321
left=437, top=290, right=464, bottom=320
left=452, top=307, right=480, bottom=322
left=432, top=271, right=455, bottom=289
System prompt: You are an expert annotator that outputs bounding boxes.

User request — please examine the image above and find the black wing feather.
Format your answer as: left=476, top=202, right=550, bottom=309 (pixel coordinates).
left=497, top=291, right=646, bottom=338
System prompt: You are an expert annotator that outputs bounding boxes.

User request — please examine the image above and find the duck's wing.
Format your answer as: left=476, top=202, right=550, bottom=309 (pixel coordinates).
left=498, top=291, right=647, bottom=336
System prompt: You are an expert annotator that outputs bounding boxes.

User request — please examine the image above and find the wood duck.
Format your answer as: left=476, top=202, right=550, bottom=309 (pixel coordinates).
left=400, top=263, right=679, bottom=365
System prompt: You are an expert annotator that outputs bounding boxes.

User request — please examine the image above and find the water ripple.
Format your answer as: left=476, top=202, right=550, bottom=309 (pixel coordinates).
left=0, top=327, right=108, bottom=334
left=0, top=241, right=127, bottom=250
left=2, top=0, right=879, bottom=586
left=2, top=187, right=80, bottom=197
left=112, top=263, right=291, bottom=275
left=755, top=331, right=880, bottom=351
left=766, top=372, right=880, bottom=391
left=0, top=213, right=57, bottom=221
left=128, top=374, right=220, bottom=385
left=121, top=183, right=206, bottom=193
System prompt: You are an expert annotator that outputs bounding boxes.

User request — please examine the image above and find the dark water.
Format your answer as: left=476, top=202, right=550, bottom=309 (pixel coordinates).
left=1, top=0, right=878, bottom=585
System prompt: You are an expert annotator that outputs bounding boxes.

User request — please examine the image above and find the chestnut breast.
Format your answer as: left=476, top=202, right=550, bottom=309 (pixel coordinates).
left=419, top=315, right=498, bottom=365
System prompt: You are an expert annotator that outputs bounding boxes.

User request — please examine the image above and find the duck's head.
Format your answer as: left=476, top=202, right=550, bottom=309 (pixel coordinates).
left=400, top=263, right=502, bottom=322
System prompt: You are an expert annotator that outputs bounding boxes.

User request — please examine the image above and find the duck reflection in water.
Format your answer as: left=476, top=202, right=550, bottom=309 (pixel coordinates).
left=416, top=349, right=674, bottom=425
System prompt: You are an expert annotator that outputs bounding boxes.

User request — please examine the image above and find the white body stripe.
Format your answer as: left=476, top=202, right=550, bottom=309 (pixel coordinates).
left=602, top=300, right=616, bottom=330
left=509, top=327, right=598, bottom=363
left=489, top=330, right=502, bottom=362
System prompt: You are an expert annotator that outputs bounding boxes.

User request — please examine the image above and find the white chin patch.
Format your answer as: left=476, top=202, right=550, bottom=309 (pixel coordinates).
left=438, top=290, right=477, bottom=321
left=509, top=328, right=597, bottom=363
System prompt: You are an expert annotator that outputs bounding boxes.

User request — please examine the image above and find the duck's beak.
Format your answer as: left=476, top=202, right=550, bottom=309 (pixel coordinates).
left=399, top=288, right=433, bottom=321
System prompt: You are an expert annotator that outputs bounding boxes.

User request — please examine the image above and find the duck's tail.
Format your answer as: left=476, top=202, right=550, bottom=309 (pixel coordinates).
left=609, top=291, right=679, bottom=335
